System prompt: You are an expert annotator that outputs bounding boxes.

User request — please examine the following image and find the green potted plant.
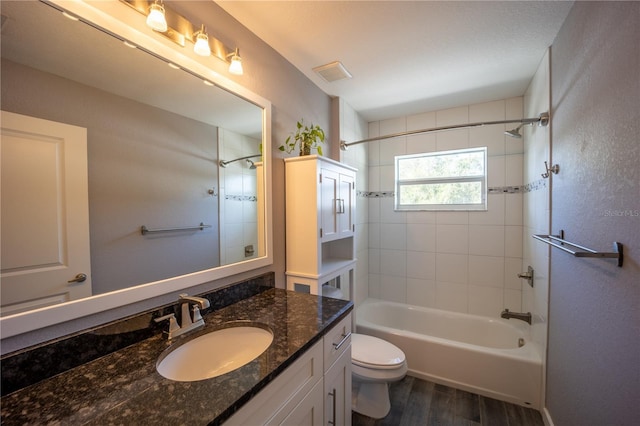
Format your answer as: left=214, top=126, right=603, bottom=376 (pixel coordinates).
left=279, top=119, right=325, bottom=156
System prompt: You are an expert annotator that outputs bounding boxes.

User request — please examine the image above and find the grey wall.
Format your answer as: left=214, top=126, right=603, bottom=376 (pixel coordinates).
left=548, top=2, right=640, bottom=424
left=2, top=60, right=220, bottom=295
left=1, top=0, right=331, bottom=352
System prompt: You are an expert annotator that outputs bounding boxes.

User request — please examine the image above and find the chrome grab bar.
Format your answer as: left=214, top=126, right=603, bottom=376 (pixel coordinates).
left=533, top=232, right=623, bottom=267
left=141, top=222, right=211, bottom=235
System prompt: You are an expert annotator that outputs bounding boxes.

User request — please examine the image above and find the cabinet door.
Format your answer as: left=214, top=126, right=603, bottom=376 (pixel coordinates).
left=320, top=168, right=339, bottom=241
left=324, top=347, right=352, bottom=426
left=280, top=378, right=325, bottom=425
left=337, top=173, right=355, bottom=238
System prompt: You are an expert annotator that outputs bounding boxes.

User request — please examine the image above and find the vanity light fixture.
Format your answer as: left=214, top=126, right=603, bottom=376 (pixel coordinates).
left=146, top=0, right=167, bottom=33
left=227, top=48, right=243, bottom=75
left=193, top=25, right=211, bottom=57
left=122, top=0, right=246, bottom=73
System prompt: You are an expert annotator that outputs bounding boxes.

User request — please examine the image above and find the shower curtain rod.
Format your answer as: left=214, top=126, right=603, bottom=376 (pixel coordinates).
left=340, top=112, right=549, bottom=150
left=219, top=154, right=262, bottom=167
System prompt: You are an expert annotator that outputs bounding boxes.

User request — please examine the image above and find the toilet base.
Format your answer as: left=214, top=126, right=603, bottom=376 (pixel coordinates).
left=351, top=380, right=391, bottom=419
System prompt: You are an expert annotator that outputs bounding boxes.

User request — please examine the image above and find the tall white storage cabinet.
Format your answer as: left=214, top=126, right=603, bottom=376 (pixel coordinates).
left=284, top=155, right=357, bottom=297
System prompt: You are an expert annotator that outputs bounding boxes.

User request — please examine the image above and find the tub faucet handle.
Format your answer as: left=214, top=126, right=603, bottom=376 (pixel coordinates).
left=517, top=266, right=534, bottom=288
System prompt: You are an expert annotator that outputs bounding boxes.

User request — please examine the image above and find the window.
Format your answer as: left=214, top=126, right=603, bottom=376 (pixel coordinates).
left=395, top=147, right=487, bottom=211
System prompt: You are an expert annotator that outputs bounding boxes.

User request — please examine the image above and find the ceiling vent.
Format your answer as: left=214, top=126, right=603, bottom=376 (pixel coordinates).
left=313, top=61, right=352, bottom=83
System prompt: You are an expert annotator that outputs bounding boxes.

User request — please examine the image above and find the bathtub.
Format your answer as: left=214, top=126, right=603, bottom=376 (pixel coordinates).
left=356, top=299, right=542, bottom=409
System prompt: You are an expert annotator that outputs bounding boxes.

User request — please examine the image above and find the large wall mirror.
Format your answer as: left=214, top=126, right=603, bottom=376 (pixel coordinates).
left=0, top=0, right=273, bottom=338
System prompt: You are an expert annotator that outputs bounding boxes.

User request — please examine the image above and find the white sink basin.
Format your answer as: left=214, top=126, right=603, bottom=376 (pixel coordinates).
left=156, top=326, right=273, bottom=382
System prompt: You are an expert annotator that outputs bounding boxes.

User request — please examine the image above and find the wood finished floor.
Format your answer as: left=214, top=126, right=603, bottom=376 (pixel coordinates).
left=352, top=376, right=544, bottom=426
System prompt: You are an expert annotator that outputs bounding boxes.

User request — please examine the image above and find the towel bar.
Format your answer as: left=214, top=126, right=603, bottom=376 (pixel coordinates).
left=533, top=233, right=623, bottom=267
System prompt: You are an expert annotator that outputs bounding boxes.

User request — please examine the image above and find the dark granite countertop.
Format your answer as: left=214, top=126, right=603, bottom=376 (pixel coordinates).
left=0, top=288, right=353, bottom=425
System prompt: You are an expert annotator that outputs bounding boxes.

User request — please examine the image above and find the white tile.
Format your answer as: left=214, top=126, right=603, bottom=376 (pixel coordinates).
left=436, top=106, right=469, bottom=126
left=470, top=194, right=505, bottom=226
left=381, top=197, right=405, bottom=224
left=368, top=273, right=381, bottom=299
left=435, top=253, right=468, bottom=284
left=368, top=165, right=381, bottom=192
left=380, top=223, right=406, bottom=250
left=469, top=100, right=505, bottom=122
left=406, top=251, right=436, bottom=280
left=505, top=97, right=524, bottom=120
left=406, top=132, right=436, bottom=155
left=380, top=249, right=406, bottom=277
left=368, top=122, right=380, bottom=166
left=368, top=223, right=380, bottom=249
left=470, top=125, right=505, bottom=156
left=406, top=210, right=436, bottom=224
left=407, top=278, right=436, bottom=308
left=435, top=281, right=468, bottom=313
left=407, top=111, right=436, bottom=130
left=436, top=224, right=469, bottom=254
left=505, top=193, right=523, bottom=226
left=487, top=156, right=506, bottom=187
left=368, top=198, right=380, bottom=223
left=468, top=285, right=503, bottom=317
left=406, top=223, right=436, bottom=252
left=506, top=154, right=524, bottom=186
left=436, top=129, right=469, bottom=151
left=380, top=275, right=407, bottom=303
left=504, top=257, right=524, bottom=290
left=468, top=255, right=504, bottom=288
left=380, top=116, right=406, bottom=136
left=469, top=225, right=505, bottom=256
left=504, top=289, right=522, bottom=311
left=379, top=165, right=395, bottom=191
left=368, top=249, right=380, bottom=274
left=505, top=225, right=523, bottom=258
left=436, top=211, right=469, bottom=225
left=380, top=138, right=406, bottom=165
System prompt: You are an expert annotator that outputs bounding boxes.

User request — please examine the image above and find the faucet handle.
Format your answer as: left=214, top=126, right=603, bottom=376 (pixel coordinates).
left=155, top=313, right=180, bottom=337
left=192, top=305, right=203, bottom=323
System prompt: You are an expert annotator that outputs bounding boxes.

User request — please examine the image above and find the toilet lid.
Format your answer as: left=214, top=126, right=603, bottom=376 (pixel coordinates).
left=351, top=333, right=405, bottom=369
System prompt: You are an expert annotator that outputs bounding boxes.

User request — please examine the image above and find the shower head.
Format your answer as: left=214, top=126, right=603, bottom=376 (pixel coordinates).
left=246, top=159, right=256, bottom=169
left=505, top=123, right=525, bottom=138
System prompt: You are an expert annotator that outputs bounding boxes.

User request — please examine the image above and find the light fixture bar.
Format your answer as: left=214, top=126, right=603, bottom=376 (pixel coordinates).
left=120, top=0, right=235, bottom=67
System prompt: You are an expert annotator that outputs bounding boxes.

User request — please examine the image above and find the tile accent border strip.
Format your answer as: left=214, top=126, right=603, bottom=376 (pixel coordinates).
left=358, top=180, right=547, bottom=199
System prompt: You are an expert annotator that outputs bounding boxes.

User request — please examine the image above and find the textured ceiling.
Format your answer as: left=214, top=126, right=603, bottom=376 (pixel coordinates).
left=217, top=1, right=574, bottom=121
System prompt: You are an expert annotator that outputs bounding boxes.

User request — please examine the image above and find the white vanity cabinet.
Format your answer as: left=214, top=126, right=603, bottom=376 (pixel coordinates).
left=224, top=312, right=352, bottom=426
left=285, top=156, right=357, bottom=296
left=323, top=313, right=352, bottom=426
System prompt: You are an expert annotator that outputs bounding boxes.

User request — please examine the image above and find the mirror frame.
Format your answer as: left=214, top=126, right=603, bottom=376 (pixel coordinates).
left=0, top=0, right=273, bottom=338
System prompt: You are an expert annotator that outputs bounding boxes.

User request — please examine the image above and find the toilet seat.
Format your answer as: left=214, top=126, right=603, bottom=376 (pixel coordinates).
left=351, top=333, right=406, bottom=370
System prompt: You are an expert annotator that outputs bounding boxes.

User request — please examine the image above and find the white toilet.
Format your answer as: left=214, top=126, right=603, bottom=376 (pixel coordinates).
left=350, top=333, right=407, bottom=419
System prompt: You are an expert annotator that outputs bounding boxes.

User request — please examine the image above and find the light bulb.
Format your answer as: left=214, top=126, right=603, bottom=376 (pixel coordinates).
left=229, top=53, right=243, bottom=75
left=146, top=3, right=167, bottom=32
left=194, top=31, right=211, bottom=57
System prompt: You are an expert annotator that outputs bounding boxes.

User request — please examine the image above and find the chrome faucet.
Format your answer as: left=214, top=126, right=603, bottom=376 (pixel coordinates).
left=155, top=293, right=210, bottom=339
left=500, top=309, right=532, bottom=325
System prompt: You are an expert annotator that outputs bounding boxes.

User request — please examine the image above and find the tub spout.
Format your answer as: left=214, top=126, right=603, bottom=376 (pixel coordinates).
left=501, top=309, right=532, bottom=325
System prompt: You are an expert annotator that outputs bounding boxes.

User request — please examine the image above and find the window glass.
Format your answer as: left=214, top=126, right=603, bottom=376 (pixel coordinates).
left=395, top=147, right=487, bottom=211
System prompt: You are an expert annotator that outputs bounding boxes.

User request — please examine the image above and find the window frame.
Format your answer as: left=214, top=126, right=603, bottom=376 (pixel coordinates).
left=394, top=147, right=488, bottom=211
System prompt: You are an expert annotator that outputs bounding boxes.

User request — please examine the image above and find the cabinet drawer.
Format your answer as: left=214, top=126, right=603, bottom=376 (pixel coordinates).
left=323, top=313, right=352, bottom=371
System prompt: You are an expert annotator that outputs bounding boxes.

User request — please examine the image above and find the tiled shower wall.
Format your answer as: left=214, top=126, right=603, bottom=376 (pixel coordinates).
left=366, top=98, right=527, bottom=317
left=218, top=129, right=261, bottom=265
left=522, top=49, right=551, bottom=409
